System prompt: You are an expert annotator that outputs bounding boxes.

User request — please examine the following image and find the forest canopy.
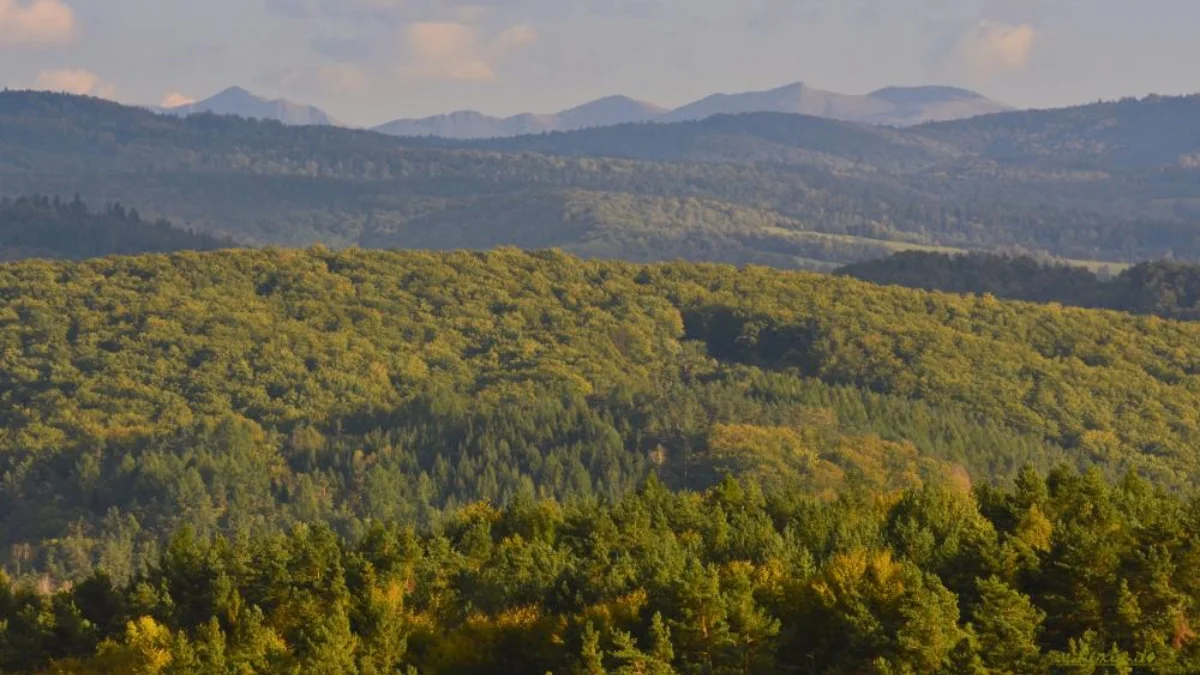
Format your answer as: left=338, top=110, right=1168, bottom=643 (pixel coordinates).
left=4, top=247, right=1200, bottom=587
left=4, top=470, right=1200, bottom=673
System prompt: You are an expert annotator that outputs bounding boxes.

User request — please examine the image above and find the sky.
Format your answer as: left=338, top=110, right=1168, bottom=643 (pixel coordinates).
left=1, top=0, right=1199, bottom=127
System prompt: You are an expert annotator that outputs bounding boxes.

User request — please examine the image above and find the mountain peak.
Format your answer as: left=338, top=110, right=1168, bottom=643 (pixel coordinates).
left=558, top=95, right=667, bottom=122
left=160, top=86, right=342, bottom=127
left=370, top=81, right=1016, bottom=138
left=659, top=81, right=1011, bottom=126
left=374, top=94, right=667, bottom=138
left=217, top=85, right=256, bottom=97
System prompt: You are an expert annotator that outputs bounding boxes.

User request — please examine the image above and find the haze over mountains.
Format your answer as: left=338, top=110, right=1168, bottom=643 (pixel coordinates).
left=373, top=94, right=670, bottom=138
left=159, top=81, right=1011, bottom=136
left=375, top=82, right=1012, bottom=138
left=658, top=83, right=1012, bottom=126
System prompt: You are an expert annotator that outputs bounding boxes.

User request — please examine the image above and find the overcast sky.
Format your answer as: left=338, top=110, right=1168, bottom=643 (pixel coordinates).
left=2, top=0, right=1198, bottom=126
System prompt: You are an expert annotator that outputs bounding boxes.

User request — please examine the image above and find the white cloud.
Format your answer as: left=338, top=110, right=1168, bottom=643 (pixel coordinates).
left=32, top=68, right=113, bottom=97
left=0, top=0, right=76, bottom=48
left=959, top=20, right=1038, bottom=78
left=160, top=92, right=195, bottom=108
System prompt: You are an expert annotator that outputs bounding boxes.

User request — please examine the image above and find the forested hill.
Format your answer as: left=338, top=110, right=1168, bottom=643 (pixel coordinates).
left=918, top=93, right=1200, bottom=168
left=6, top=248, right=1200, bottom=586
left=439, top=111, right=962, bottom=169
left=460, top=93, right=1200, bottom=171
left=0, top=195, right=231, bottom=260
left=3, top=91, right=1200, bottom=264
left=839, top=251, right=1200, bottom=321
left=7, top=248, right=1200, bottom=672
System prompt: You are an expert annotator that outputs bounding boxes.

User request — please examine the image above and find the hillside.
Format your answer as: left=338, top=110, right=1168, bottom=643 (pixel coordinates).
left=3, top=91, right=1200, bottom=263
left=840, top=251, right=1200, bottom=320
left=358, top=189, right=904, bottom=269
left=463, top=111, right=960, bottom=170
left=8, top=248, right=1200, bottom=585
left=0, top=195, right=231, bottom=260
left=918, top=93, right=1200, bottom=169
left=458, top=93, right=1200, bottom=175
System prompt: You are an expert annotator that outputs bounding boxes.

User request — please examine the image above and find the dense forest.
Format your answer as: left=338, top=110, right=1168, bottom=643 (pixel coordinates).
left=839, top=252, right=1200, bottom=320
left=3, top=91, right=1200, bottom=264
left=0, top=196, right=230, bottom=261
left=7, top=248, right=1200, bottom=588
left=4, top=89, right=1200, bottom=673
left=3, top=469, right=1199, bottom=673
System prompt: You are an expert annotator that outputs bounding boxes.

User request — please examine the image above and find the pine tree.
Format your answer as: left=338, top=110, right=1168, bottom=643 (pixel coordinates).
left=971, top=576, right=1045, bottom=674
left=579, top=622, right=607, bottom=675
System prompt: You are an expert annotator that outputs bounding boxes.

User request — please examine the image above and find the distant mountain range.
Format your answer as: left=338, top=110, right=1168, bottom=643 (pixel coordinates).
left=156, top=82, right=1011, bottom=137
left=156, top=86, right=343, bottom=127
left=375, top=83, right=1012, bottom=138
left=374, top=95, right=669, bottom=138
left=661, top=83, right=1012, bottom=127
left=9, top=87, right=1197, bottom=267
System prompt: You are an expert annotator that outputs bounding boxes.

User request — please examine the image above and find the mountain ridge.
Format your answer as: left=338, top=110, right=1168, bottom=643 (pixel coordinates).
left=157, top=86, right=344, bottom=126
left=146, top=81, right=1010, bottom=136
left=6, top=89, right=1199, bottom=265
left=372, top=82, right=1012, bottom=138
left=373, top=93, right=668, bottom=138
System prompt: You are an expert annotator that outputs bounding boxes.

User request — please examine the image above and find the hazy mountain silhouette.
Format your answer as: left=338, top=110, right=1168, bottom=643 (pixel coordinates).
left=373, top=82, right=1010, bottom=138
left=158, top=86, right=343, bottom=126
left=662, top=82, right=1011, bottom=126
left=374, top=95, right=666, bottom=138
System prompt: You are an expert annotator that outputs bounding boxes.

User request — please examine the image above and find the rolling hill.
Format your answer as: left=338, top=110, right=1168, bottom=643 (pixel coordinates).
left=3, top=90, right=1200, bottom=265
left=7, top=247, right=1200, bottom=587
left=838, top=251, right=1200, bottom=320
left=0, top=195, right=231, bottom=260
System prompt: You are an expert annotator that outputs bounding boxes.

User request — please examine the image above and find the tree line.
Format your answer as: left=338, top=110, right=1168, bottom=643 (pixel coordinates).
left=3, top=469, right=1198, bottom=673
left=839, top=252, right=1200, bottom=320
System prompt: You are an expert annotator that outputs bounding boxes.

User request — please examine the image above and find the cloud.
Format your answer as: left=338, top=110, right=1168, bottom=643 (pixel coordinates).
left=160, top=92, right=195, bottom=108
left=31, top=68, right=117, bottom=98
left=403, top=21, right=497, bottom=82
left=495, top=24, right=538, bottom=51
left=399, top=20, right=539, bottom=82
left=0, top=0, right=76, bottom=48
left=959, top=20, right=1037, bottom=78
